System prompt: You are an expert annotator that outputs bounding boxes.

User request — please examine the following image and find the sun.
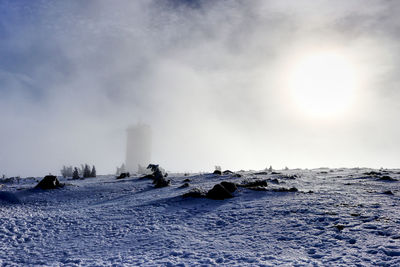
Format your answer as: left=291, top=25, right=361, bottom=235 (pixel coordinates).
left=287, top=51, right=358, bottom=118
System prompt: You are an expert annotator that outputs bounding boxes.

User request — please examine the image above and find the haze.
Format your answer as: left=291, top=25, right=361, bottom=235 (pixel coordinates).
left=1, top=0, right=399, bottom=177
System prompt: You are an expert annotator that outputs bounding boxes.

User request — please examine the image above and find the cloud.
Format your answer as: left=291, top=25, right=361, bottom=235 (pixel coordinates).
left=0, top=0, right=399, bottom=176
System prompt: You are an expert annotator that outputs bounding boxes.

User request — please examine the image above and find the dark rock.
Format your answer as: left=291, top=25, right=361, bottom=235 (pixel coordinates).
left=183, top=178, right=191, bottom=182
left=147, top=164, right=169, bottom=188
left=116, top=172, right=130, bottom=179
left=222, top=170, right=233, bottom=174
left=179, top=183, right=190, bottom=188
left=220, top=181, right=237, bottom=193
left=334, top=224, right=345, bottom=231
left=282, top=174, right=298, bottom=179
left=254, top=171, right=268, bottom=175
left=35, top=175, right=64, bottom=190
left=379, top=176, right=397, bottom=181
left=206, top=184, right=233, bottom=200
left=232, top=173, right=242, bottom=178
left=239, top=179, right=268, bottom=188
left=383, top=190, right=394, bottom=195
left=154, top=178, right=170, bottom=188
left=213, top=170, right=222, bottom=175
left=182, top=188, right=206, bottom=198
left=272, top=187, right=298, bottom=192
left=271, top=172, right=281, bottom=175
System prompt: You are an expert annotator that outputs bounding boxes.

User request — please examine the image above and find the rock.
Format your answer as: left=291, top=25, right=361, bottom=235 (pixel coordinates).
left=183, top=178, right=191, bottom=182
left=222, top=170, right=233, bottom=174
left=232, top=173, right=242, bottom=178
left=35, top=175, right=64, bottom=190
left=379, top=176, right=397, bottom=181
left=334, top=224, right=345, bottom=231
left=182, top=188, right=206, bottom=198
left=239, top=179, right=268, bottom=188
left=154, top=178, right=170, bottom=188
left=272, top=187, right=298, bottom=192
left=220, top=181, right=237, bottom=193
left=116, top=172, right=130, bottom=179
left=179, top=183, right=190, bottom=188
left=147, top=164, right=169, bottom=188
left=206, top=184, right=233, bottom=200
left=282, top=174, right=298, bottom=179
left=213, top=170, right=222, bottom=175
left=254, top=171, right=269, bottom=175
left=383, top=190, right=394, bottom=195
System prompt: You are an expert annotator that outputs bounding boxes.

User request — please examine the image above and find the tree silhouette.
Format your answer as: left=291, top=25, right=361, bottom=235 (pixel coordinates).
left=72, top=167, right=80, bottom=179
left=90, top=165, right=96, bottom=177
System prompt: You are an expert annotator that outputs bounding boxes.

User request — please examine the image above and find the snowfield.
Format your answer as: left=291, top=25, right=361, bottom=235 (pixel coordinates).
left=1, top=168, right=399, bottom=266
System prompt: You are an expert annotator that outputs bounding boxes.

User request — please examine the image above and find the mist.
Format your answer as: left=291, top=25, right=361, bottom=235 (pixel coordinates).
left=1, top=0, right=399, bottom=176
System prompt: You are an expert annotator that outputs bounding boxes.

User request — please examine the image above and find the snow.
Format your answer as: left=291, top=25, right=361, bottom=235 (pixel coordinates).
left=0, top=169, right=399, bottom=266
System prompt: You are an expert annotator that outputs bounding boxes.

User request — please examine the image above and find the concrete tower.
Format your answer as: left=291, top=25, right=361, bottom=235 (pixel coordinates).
left=125, top=124, right=151, bottom=173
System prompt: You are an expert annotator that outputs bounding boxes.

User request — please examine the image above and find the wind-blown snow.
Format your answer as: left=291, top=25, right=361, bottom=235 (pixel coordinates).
left=0, top=169, right=399, bottom=266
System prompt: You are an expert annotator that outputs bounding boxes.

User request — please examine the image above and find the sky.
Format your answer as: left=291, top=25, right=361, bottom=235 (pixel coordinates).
left=0, top=0, right=400, bottom=176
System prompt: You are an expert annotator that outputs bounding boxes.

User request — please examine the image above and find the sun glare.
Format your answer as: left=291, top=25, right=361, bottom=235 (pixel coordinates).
left=288, top=51, right=358, bottom=118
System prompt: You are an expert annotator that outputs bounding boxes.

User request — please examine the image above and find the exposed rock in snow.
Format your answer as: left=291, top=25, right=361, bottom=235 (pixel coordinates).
left=34, top=175, right=64, bottom=190
left=213, top=170, right=222, bottom=175
left=147, top=164, right=170, bottom=188
left=379, top=176, right=398, bottom=181
left=182, top=188, right=206, bottom=198
left=116, top=172, right=130, bottom=179
left=206, top=183, right=233, bottom=200
left=238, top=179, right=268, bottom=188
left=272, top=187, right=299, bottom=192
left=220, top=181, right=237, bottom=193
left=179, top=183, right=190, bottom=188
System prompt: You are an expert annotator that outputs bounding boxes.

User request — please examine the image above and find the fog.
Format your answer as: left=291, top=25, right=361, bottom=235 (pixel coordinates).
left=1, top=0, right=399, bottom=176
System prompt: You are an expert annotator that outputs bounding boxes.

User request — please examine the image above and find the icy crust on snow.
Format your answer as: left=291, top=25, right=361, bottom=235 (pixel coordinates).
left=0, top=169, right=399, bottom=266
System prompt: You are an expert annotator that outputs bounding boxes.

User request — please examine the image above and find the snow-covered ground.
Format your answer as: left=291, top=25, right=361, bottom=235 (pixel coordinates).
left=0, top=168, right=399, bottom=266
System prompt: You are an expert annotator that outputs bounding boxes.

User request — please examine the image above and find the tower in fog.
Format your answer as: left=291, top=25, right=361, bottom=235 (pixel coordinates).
left=126, top=124, right=151, bottom=173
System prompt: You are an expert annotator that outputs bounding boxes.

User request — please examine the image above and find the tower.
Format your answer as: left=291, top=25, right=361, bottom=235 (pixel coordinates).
left=125, top=124, right=151, bottom=173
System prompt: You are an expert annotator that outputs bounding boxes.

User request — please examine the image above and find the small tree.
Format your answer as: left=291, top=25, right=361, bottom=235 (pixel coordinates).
left=83, top=164, right=91, bottom=178
left=72, top=167, right=80, bottom=179
left=90, top=165, right=96, bottom=177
